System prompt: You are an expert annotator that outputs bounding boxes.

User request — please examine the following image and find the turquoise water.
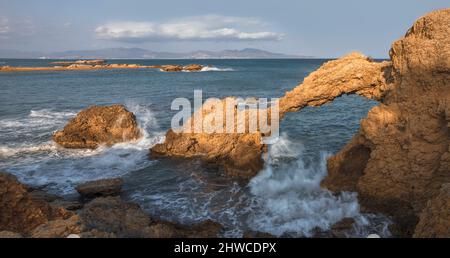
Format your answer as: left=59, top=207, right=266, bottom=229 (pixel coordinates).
left=0, top=59, right=390, bottom=237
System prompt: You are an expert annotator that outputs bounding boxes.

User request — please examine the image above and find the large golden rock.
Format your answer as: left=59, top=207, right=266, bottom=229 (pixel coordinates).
left=321, top=8, right=450, bottom=236
left=53, top=105, right=142, bottom=149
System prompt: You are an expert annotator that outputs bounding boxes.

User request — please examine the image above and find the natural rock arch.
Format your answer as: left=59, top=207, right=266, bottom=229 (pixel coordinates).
left=151, top=9, right=450, bottom=237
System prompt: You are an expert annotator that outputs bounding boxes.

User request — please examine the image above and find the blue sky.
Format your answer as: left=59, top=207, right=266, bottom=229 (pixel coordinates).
left=0, top=0, right=447, bottom=57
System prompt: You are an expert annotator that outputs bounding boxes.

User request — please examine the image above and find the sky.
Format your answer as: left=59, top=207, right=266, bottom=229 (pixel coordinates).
left=0, top=0, right=448, bottom=57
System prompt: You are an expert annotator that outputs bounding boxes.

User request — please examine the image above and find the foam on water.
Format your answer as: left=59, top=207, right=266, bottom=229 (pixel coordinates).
left=0, top=104, right=164, bottom=195
left=246, top=133, right=391, bottom=237
left=200, top=66, right=234, bottom=72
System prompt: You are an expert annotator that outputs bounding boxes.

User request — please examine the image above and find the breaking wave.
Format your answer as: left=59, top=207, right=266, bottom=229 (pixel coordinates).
left=247, top=133, right=391, bottom=237
left=199, top=66, right=234, bottom=72
left=0, top=105, right=164, bottom=195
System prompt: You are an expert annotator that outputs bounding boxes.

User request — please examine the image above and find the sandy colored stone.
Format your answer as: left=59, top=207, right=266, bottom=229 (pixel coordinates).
left=160, top=65, right=183, bottom=72
left=183, top=64, right=204, bottom=71
left=0, top=172, right=73, bottom=235
left=151, top=97, right=268, bottom=178
left=53, top=105, right=142, bottom=149
left=413, top=184, right=450, bottom=238
left=0, top=231, right=23, bottom=238
left=321, top=9, right=450, bottom=236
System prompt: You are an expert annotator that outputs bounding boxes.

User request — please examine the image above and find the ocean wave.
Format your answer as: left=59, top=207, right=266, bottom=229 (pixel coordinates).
left=247, top=133, right=391, bottom=237
left=0, top=104, right=164, bottom=195
left=199, top=66, right=234, bottom=72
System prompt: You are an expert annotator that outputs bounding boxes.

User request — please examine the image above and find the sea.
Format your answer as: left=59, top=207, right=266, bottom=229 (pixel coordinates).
left=0, top=58, right=391, bottom=237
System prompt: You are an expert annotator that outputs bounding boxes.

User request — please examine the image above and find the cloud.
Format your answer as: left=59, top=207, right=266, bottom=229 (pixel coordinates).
left=95, top=15, right=283, bottom=42
left=0, top=18, right=10, bottom=34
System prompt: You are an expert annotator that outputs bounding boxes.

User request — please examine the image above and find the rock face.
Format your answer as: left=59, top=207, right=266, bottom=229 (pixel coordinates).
left=413, top=184, right=450, bottom=238
left=0, top=172, right=223, bottom=238
left=0, top=172, right=78, bottom=236
left=76, top=178, right=123, bottom=199
left=160, top=65, right=183, bottom=72
left=79, top=196, right=223, bottom=238
left=183, top=64, right=204, bottom=71
left=320, top=9, right=450, bottom=236
left=151, top=9, right=449, bottom=236
left=53, top=105, right=142, bottom=149
left=151, top=97, right=267, bottom=178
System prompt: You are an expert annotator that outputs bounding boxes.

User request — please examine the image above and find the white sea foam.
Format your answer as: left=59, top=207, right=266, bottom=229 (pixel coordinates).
left=0, top=104, right=164, bottom=195
left=159, top=66, right=234, bottom=72
left=199, top=66, right=234, bottom=72
left=247, top=133, right=391, bottom=237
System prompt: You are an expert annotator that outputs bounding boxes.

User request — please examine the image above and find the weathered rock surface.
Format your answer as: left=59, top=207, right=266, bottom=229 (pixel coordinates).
left=279, top=52, right=393, bottom=116
left=0, top=172, right=77, bottom=236
left=0, top=231, right=23, bottom=238
left=76, top=178, right=123, bottom=199
left=160, top=65, right=183, bottom=72
left=151, top=97, right=267, bottom=178
left=151, top=9, right=449, bottom=236
left=320, top=9, right=450, bottom=236
left=53, top=105, right=142, bottom=149
left=413, top=184, right=450, bottom=238
left=183, top=64, right=204, bottom=71
left=0, top=173, right=223, bottom=238
left=79, top=196, right=223, bottom=238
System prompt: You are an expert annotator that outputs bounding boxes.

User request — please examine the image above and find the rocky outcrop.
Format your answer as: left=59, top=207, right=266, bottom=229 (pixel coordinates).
left=413, top=184, right=450, bottom=238
left=53, top=105, right=142, bottom=149
left=320, top=9, right=450, bottom=236
left=0, top=172, right=78, bottom=236
left=183, top=64, right=204, bottom=71
left=151, top=9, right=449, bottom=236
left=279, top=52, right=393, bottom=116
left=151, top=97, right=267, bottom=178
left=0, top=172, right=223, bottom=238
left=160, top=65, right=183, bottom=72
left=76, top=178, right=123, bottom=199
left=80, top=197, right=223, bottom=238
left=0, top=62, right=204, bottom=72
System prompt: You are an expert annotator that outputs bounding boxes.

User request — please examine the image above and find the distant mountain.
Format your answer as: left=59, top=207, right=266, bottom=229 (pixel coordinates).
left=0, top=48, right=310, bottom=59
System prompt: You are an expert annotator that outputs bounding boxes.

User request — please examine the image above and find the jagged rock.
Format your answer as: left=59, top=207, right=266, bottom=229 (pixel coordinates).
left=0, top=172, right=74, bottom=235
left=30, top=215, right=82, bottom=238
left=183, top=64, right=203, bottom=71
left=0, top=231, right=23, bottom=238
left=79, top=196, right=223, bottom=238
left=160, top=65, right=183, bottom=72
left=151, top=97, right=267, bottom=178
left=76, top=178, right=123, bottom=199
left=53, top=105, right=142, bottom=149
left=279, top=52, right=393, bottom=116
left=413, top=184, right=450, bottom=238
left=320, top=9, right=450, bottom=236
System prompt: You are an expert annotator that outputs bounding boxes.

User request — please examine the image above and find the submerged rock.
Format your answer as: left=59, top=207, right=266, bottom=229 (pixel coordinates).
left=76, top=178, right=123, bottom=199
left=53, top=105, right=142, bottom=149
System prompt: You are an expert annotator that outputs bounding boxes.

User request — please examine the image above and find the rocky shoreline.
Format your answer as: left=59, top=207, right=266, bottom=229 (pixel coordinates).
left=0, top=60, right=207, bottom=72
left=150, top=9, right=450, bottom=237
left=0, top=173, right=225, bottom=238
left=0, top=9, right=448, bottom=238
